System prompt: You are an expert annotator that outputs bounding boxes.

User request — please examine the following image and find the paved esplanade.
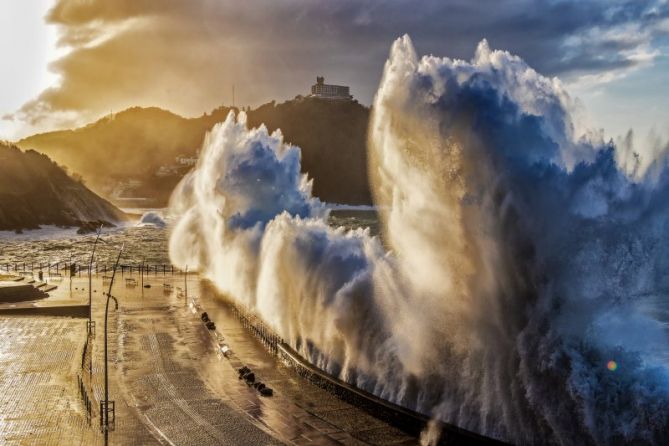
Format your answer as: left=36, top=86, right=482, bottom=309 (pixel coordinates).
left=0, top=317, right=95, bottom=445
left=1, top=273, right=416, bottom=445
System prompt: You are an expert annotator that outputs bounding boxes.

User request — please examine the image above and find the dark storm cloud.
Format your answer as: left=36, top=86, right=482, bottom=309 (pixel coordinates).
left=12, top=0, right=669, bottom=129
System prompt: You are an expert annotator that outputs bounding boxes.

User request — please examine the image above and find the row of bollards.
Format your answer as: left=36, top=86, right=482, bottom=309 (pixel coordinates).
left=201, top=295, right=437, bottom=440
left=227, top=302, right=352, bottom=401
left=237, top=365, right=273, bottom=396
left=197, top=305, right=277, bottom=398
left=201, top=312, right=216, bottom=330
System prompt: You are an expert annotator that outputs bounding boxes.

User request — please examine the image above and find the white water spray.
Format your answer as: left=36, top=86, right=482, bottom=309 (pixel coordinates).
left=169, top=37, right=669, bottom=445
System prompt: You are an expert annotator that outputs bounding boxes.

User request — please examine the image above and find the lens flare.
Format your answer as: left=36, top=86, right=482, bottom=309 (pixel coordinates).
left=607, top=360, right=618, bottom=372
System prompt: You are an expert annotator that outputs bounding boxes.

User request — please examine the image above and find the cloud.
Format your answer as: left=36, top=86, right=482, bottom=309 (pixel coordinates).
left=9, top=0, right=669, bottom=133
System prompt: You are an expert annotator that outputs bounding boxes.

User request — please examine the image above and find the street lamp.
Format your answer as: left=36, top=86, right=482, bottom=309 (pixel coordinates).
left=69, top=252, right=73, bottom=294
left=101, top=243, right=123, bottom=446
left=87, top=225, right=103, bottom=335
left=184, top=265, right=188, bottom=300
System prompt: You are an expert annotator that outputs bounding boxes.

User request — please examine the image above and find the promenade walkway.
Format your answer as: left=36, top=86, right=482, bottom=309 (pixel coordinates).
left=1, top=273, right=418, bottom=445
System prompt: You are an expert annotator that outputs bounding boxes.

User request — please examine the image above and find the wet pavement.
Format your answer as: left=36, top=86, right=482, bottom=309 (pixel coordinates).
left=194, top=282, right=415, bottom=446
left=0, top=316, right=95, bottom=445
left=0, top=271, right=418, bottom=445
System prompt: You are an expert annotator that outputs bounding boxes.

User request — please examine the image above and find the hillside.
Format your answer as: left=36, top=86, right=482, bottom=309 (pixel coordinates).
left=18, top=98, right=371, bottom=205
left=0, top=143, right=127, bottom=232
left=18, top=107, right=220, bottom=204
left=246, top=98, right=370, bottom=204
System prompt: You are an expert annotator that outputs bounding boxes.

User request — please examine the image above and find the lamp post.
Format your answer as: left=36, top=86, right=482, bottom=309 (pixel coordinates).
left=87, top=225, right=103, bottom=335
left=101, top=243, right=123, bottom=446
left=69, top=252, right=73, bottom=294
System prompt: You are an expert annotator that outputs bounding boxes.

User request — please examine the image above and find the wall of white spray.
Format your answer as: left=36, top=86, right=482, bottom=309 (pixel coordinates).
left=169, top=36, right=669, bottom=445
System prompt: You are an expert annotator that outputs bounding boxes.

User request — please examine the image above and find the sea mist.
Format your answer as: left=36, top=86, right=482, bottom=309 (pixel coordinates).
left=169, top=36, right=669, bottom=444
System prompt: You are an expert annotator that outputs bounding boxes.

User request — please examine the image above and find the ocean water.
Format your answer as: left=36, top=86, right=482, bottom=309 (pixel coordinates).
left=0, top=225, right=169, bottom=267
left=0, top=210, right=378, bottom=268
left=165, top=37, right=669, bottom=445
left=327, top=210, right=381, bottom=238
left=3, top=35, right=669, bottom=445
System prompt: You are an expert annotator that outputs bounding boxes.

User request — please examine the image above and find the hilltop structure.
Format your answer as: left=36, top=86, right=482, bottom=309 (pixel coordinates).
left=310, top=76, right=352, bottom=101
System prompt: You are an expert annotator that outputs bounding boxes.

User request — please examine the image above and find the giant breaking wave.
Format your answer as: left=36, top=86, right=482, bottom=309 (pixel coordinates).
left=169, top=36, right=669, bottom=444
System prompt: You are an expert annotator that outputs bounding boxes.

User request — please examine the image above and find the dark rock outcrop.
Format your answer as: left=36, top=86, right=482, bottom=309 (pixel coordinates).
left=0, top=143, right=127, bottom=231
left=246, top=97, right=371, bottom=204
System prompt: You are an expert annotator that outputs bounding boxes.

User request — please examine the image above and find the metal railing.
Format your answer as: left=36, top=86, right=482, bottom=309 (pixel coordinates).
left=1, top=261, right=185, bottom=276
left=229, top=303, right=284, bottom=354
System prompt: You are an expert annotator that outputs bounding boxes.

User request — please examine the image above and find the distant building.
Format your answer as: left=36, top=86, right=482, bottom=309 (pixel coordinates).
left=310, top=76, right=352, bottom=101
left=175, top=155, right=198, bottom=166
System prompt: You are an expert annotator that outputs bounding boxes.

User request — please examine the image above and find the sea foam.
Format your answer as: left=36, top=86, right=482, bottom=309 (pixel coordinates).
left=169, top=36, right=669, bottom=444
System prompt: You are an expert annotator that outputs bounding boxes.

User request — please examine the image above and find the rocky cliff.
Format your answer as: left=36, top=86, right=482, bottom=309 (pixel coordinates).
left=0, top=143, right=127, bottom=231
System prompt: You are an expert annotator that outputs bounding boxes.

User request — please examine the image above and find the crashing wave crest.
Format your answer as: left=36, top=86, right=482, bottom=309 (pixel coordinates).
left=169, top=37, right=669, bottom=444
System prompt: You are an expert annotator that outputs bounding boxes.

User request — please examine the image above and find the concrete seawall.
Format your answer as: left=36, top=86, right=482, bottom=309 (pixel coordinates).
left=207, top=287, right=509, bottom=445
left=0, top=304, right=89, bottom=318
left=276, top=342, right=508, bottom=446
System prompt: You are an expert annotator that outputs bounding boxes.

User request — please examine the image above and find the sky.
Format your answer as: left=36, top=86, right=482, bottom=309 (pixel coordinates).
left=0, top=0, right=667, bottom=146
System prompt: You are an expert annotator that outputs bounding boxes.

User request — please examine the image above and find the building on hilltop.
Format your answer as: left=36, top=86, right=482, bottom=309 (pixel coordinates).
left=310, top=76, right=352, bottom=101
left=175, top=153, right=199, bottom=167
